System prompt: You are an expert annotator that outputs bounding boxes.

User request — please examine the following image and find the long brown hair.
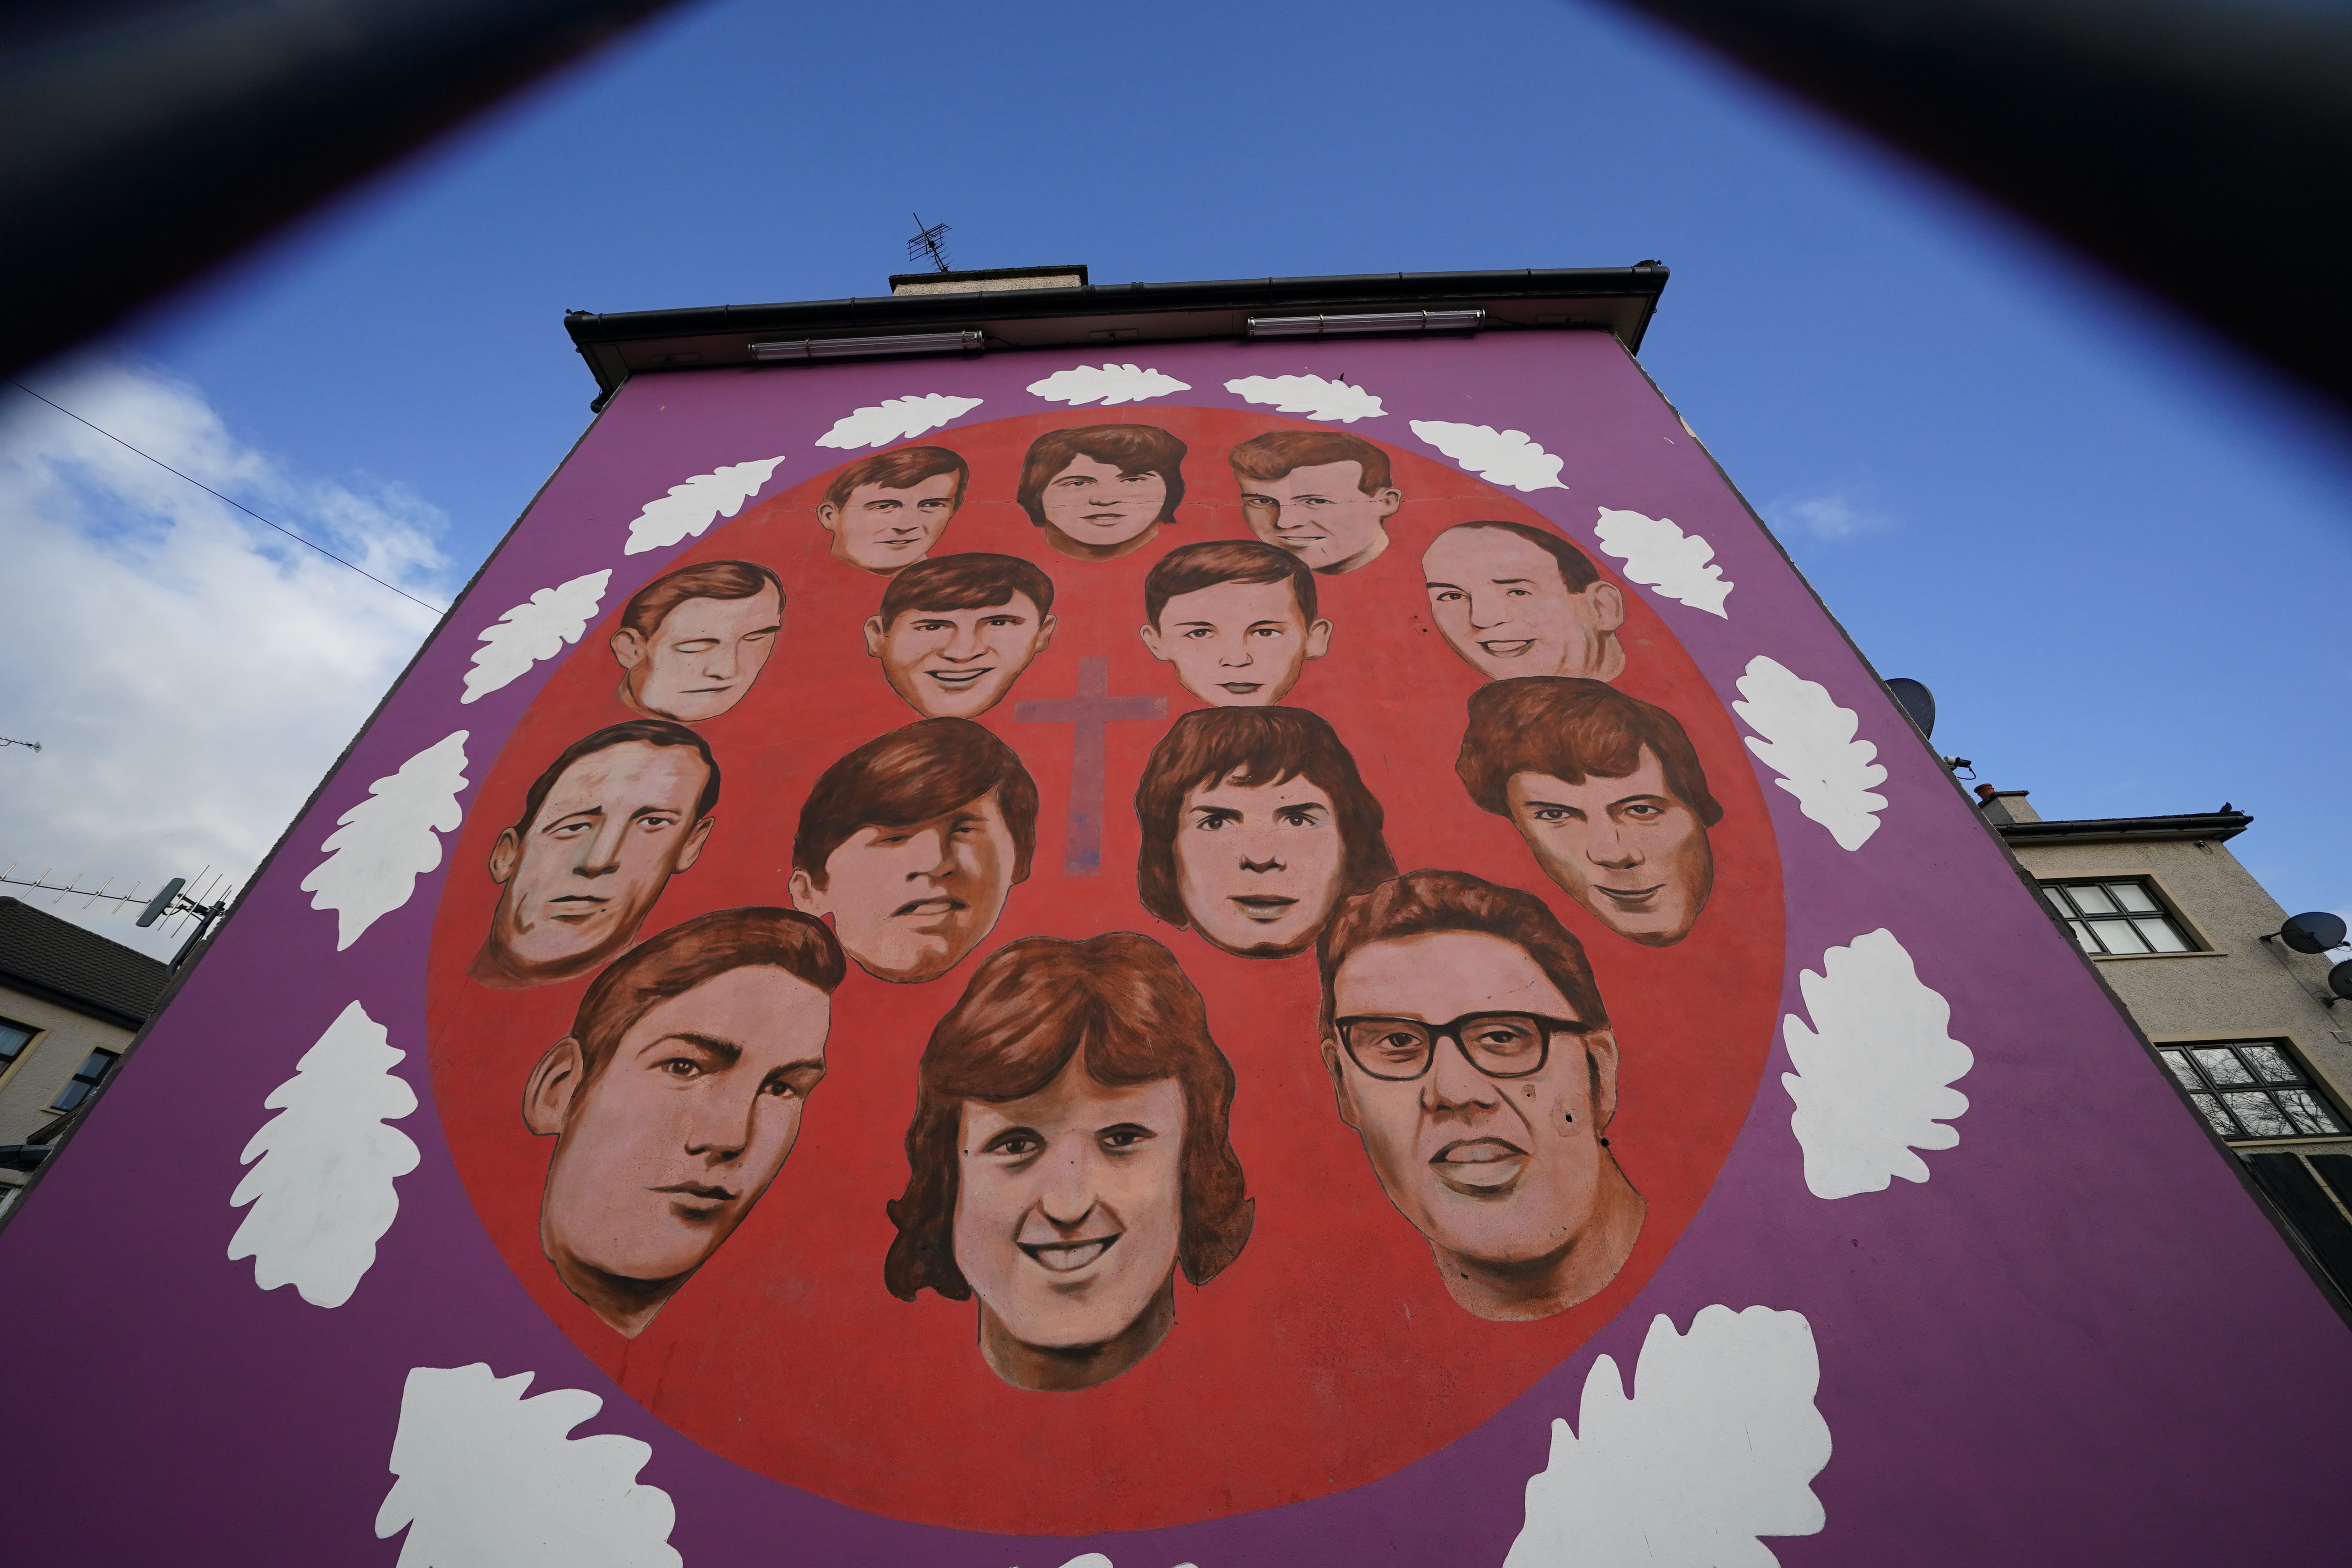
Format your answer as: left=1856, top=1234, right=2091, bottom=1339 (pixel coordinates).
left=1015, top=425, right=1187, bottom=530
left=883, top=933, right=1253, bottom=1301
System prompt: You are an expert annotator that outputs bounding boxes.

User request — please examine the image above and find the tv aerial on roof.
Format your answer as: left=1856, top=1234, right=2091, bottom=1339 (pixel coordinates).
left=907, top=213, right=953, bottom=274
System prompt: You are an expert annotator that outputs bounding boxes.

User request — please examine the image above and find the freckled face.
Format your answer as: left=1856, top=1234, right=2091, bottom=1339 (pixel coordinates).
left=615, top=587, right=782, bottom=722
left=1041, top=455, right=1167, bottom=547
left=540, top=966, right=831, bottom=1286
left=953, top=1061, right=1185, bottom=1353
left=1504, top=751, right=1714, bottom=946
left=1173, top=773, right=1345, bottom=957
left=1421, top=526, right=1623, bottom=681
left=1328, top=931, right=1616, bottom=1269
left=819, top=474, right=962, bottom=572
left=1236, top=460, right=1400, bottom=573
left=867, top=593, right=1055, bottom=719
left=1141, top=579, right=1330, bottom=707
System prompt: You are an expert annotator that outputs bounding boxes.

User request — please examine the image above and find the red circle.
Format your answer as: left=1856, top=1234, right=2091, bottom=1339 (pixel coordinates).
left=427, top=404, right=1782, bottom=1534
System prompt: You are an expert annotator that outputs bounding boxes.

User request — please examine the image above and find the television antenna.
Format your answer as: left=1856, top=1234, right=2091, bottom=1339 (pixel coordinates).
left=0, top=735, right=38, bottom=751
left=907, top=212, right=953, bottom=274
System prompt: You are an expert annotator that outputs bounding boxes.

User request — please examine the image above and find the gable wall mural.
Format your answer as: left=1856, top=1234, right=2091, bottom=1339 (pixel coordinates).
left=5, top=328, right=2348, bottom=1568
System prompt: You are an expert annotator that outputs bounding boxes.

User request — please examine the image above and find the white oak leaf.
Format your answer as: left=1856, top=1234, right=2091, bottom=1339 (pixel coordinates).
left=1027, top=364, right=1191, bottom=407
left=299, top=731, right=469, bottom=950
left=1223, top=373, right=1385, bottom=423
left=460, top=570, right=612, bottom=703
left=1593, top=507, right=1732, bottom=617
left=815, top=394, right=983, bottom=450
left=622, top=457, right=784, bottom=555
left=1506, top=1306, right=1831, bottom=1568
left=227, top=1001, right=420, bottom=1307
left=1784, top=928, right=1974, bottom=1198
left=1733, top=656, right=1887, bottom=850
left=1408, top=419, right=1568, bottom=490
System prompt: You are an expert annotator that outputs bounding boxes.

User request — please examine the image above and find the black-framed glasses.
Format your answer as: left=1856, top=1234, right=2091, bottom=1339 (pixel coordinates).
left=1332, top=1013, right=1588, bottom=1082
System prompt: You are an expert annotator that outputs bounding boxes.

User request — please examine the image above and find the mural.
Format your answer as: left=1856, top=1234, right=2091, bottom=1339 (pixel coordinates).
left=13, top=330, right=2348, bottom=1568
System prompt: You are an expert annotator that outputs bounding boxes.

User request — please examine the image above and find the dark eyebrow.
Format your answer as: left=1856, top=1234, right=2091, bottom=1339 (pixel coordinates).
left=626, top=803, right=684, bottom=822
left=1489, top=577, right=1537, bottom=585
left=647, top=1031, right=740, bottom=1066
left=1423, top=579, right=1460, bottom=591
left=1170, top=617, right=1219, bottom=629
left=541, top=806, right=606, bottom=832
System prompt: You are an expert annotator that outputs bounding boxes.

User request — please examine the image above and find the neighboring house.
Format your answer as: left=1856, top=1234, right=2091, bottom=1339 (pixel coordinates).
left=0, top=898, right=172, bottom=1218
left=1980, top=788, right=2352, bottom=1303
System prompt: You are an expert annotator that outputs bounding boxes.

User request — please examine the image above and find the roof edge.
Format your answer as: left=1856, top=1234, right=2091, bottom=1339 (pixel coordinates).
left=1995, top=811, right=2253, bottom=846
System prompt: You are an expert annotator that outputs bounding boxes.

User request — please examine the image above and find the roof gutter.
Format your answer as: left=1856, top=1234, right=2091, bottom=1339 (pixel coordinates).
left=1994, top=811, right=2253, bottom=846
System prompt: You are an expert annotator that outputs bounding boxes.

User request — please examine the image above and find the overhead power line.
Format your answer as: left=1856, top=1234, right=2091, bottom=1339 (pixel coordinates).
left=6, top=380, right=449, bottom=615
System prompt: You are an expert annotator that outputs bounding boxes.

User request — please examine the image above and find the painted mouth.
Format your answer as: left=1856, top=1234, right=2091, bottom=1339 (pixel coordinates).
left=1594, top=883, right=1666, bottom=907
left=1019, top=1234, right=1119, bottom=1273
left=651, top=1180, right=737, bottom=1217
left=1477, top=638, right=1537, bottom=658
left=683, top=683, right=737, bottom=694
left=1216, top=681, right=1265, bottom=695
left=891, top=894, right=968, bottom=920
left=545, top=897, right=610, bottom=923
left=1430, top=1137, right=1530, bottom=1194
left=1230, top=895, right=1298, bottom=923
left=924, top=667, right=994, bottom=688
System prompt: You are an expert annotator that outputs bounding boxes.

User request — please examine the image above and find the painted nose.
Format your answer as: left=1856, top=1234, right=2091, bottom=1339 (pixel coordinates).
left=901, top=826, right=955, bottom=878
left=683, top=1085, right=754, bottom=1159
left=1584, top=820, right=1641, bottom=868
left=1238, top=850, right=1283, bottom=873
left=1423, top=1036, right=1501, bottom=1112
left=576, top=820, right=627, bottom=876
left=1036, top=1148, right=1099, bottom=1227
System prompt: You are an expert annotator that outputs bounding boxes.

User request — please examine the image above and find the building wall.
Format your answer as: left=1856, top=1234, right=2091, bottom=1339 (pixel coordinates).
left=0, top=982, right=137, bottom=1209
left=2005, top=833, right=2352, bottom=1153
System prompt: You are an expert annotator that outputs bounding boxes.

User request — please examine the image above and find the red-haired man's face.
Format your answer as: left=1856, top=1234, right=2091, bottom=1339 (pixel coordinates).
left=1236, top=460, right=1400, bottom=574
left=789, top=788, right=1015, bottom=983
left=1140, top=578, right=1330, bottom=707
left=1040, top=454, right=1166, bottom=552
left=864, top=593, right=1055, bottom=719
left=1172, top=771, right=1346, bottom=957
left=613, top=586, right=782, bottom=722
left=1502, top=748, right=1713, bottom=946
left=818, top=473, right=960, bottom=573
left=1420, top=527, right=1624, bottom=683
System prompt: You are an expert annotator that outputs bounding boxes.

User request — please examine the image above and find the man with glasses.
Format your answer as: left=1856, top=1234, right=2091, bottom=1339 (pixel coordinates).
left=1314, top=869, right=1646, bottom=1321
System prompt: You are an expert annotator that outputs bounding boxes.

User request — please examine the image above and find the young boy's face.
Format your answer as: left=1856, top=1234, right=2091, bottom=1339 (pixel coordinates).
left=1236, top=460, right=1402, bottom=574
left=1140, top=578, right=1331, bottom=706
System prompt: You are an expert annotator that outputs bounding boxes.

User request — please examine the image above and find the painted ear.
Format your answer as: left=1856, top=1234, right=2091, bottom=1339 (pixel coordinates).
left=1139, top=623, right=1171, bottom=663
left=674, top=816, right=715, bottom=873
left=1304, top=618, right=1334, bottom=660
left=1034, top=613, right=1058, bottom=653
left=1583, top=1029, right=1623, bottom=1129
left=523, top=1038, right=587, bottom=1136
left=1374, top=487, right=1404, bottom=518
left=861, top=615, right=886, bottom=657
left=815, top=502, right=839, bottom=533
left=1320, top=1038, right=1361, bottom=1131
left=609, top=628, right=646, bottom=670
left=487, top=828, right=522, bottom=885
left=1588, top=581, right=1626, bottom=633
left=788, top=868, right=827, bottom=916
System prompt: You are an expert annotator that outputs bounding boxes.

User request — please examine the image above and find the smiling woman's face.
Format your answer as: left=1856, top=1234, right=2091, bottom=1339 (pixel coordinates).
left=1041, top=454, right=1168, bottom=547
left=952, top=1058, right=1185, bottom=1363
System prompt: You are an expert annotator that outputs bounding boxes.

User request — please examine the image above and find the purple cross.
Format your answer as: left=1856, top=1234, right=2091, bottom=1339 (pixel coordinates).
left=1014, top=656, right=1166, bottom=875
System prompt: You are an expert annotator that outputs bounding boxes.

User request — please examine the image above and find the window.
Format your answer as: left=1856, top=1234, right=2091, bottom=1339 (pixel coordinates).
left=47, top=1048, right=119, bottom=1114
left=2159, top=1040, right=2348, bottom=1141
left=0, top=1018, right=35, bottom=1075
left=2040, top=879, right=2196, bottom=956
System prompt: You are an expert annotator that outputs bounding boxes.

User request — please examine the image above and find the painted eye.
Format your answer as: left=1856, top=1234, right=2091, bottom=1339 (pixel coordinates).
left=660, top=1058, right=702, bottom=1079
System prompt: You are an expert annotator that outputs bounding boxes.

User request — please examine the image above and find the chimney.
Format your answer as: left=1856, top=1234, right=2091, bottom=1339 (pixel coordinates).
left=888, top=263, right=1088, bottom=297
left=1974, top=784, right=2040, bottom=826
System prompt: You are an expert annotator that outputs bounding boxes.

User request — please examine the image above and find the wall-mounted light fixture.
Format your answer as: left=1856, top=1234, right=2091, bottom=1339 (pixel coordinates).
left=1245, top=309, right=1485, bottom=340
left=750, top=330, right=985, bottom=363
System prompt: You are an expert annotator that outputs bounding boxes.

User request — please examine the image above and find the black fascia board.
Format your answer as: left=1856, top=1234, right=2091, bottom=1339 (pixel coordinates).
left=1995, top=811, right=2253, bottom=845
left=0, top=967, right=148, bottom=1031
left=563, top=265, right=1669, bottom=403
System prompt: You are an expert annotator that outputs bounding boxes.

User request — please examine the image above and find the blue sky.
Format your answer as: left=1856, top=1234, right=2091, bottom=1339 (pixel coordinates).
left=7, top=0, right=2348, bottom=951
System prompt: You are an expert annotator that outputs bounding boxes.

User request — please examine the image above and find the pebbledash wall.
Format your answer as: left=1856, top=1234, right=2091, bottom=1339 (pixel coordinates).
left=4, top=272, right=2349, bottom=1566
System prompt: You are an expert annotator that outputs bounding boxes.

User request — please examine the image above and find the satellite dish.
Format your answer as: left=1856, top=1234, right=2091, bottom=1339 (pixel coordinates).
left=2280, top=911, right=2349, bottom=955
left=2331, top=962, right=2352, bottom=1002
left=1886, top=678, right=1936, bottom=739
left=136, top=877, right=186, bottom=928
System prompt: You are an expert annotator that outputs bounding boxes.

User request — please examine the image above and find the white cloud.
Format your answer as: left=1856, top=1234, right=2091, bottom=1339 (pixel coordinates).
left=1784, top=929, right=1973, bottom=1199
left=1028, top=364, right=1192, bottom=407
left=462, top=570, right=611, bottom=704
left=227, top=1000, right=420, bottom=1307
left=814, top=393, right=983, bottom=450
left=1766, top=486, right=1892, bottom=543
left=0, top=362, right=451, bottom=960
left=1592, top=507, right=1733, bottom=618
left=622, top=456, right=784, bottom=555
left=299, top=730, right=470, bottom=950
left=376, top=1363, right=681, bottom=1568
left=1223, top=373, right=1385, bottom=423
left=1506, top=1305, right=1830, bottom=1568
left=1734, top=656, right=1888, bottom=851
left=1408, top=420, right=1568, bottom=491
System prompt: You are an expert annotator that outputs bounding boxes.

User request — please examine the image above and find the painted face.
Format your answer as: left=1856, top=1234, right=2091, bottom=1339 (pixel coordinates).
left=866, top=594, right=1055, bottom=719
left=1504, top=751, right=1714, bottom=946
left=1140, top=579, right=1331, bottom=707
left=1420, top=526, right=1624, bottom=682
left=614, top=586, right=782, bottom=722
left=1236, top=460, right=1401, bottom=574
left=1328, top=930, right=1616, bottom=1273
left=953, top=1059, right=1185, bottom=1361
left=1172, top=771, right=1347, bottom=957
left=537, top=966, right=830, bottom=1324
left=818, top=472, right=962, bottom=573
left=1040, top=454, right=1167, bottom=548
left=483, top=742, right=713, bottom=985
left=792, top=789, right=1016, bottom=983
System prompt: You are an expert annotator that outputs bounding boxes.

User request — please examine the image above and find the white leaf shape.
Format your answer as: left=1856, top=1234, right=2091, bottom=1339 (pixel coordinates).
left=1784, top=928, right=1973, bottom=1199
left=1408, top=420, right=1568, bottom=491
left=622, top=456, right=785, bottom=555
left=1506, top=1305, right=1830, bottom=1568
left=377, top=1364, right=681, bottom=1568
left=461, top=570, right=612, bottom=704
left=1733, top=656, right=1887, bottom=850
left=300, top=731, right=470, bottom=950
left=815, top=393, right=984, bottom=450
left=1593, top=507, right=1733, bottom=618
left=1028, top=364, right=1192, bottom=407
left=1223, top=373, right=1386, bottom=423
left=227, top=1001, right=420, bottom=1307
